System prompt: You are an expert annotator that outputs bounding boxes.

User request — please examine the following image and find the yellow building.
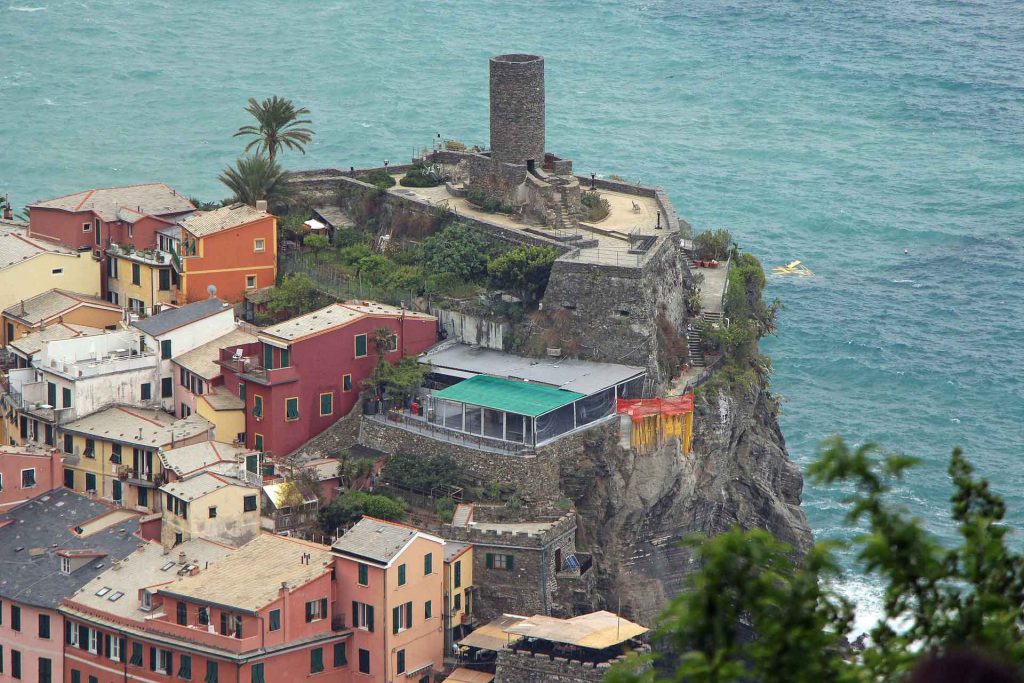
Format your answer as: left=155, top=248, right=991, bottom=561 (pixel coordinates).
left=2, top=288, right=123, bottom=346
left=160, top=471, right=262, bottom=548
left=59, top=405, right=212, bottom=511
left=444, top=540, right=475, bottom=650
left=0, top=221, right=102, bottom=321
left=105, top=243, right=180, bottom=315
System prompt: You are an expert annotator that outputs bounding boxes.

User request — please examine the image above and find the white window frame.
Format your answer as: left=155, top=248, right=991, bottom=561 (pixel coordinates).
left=254, top=238, right=266, bottom=253
left=245, top=274, right=257, bottom=289
left=21, top=467, right=36, bottom=488
left=155, top=648, right=170, bottom=674
left=82, top=221, right=92, bottom=233
left=60, top=556, right=71, bottom=574
left=88, top=627, right=99, bottom=654
left=110, top=634, right=121, bottom=662
left=69, top=622, right=80, bottom=647
left=307, top=598, right=326, bottom=622
left=0, top=472, right=3, bottom=492
left=355, top=602, right=372, bottom=631
left=127, top=225, right=134, bottom=239
left=141, top=590, right=153, bottom=610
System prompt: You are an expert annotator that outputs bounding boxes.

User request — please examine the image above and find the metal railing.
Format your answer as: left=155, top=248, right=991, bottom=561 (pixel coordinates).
left=366, top=410, right=535, bottom=457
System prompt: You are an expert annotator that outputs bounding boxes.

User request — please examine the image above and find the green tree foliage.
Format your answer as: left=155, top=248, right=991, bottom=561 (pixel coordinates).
left=234, top=96, right=314, bottom=162
left=268, top=273, right=320, bottom=317
left=487, top=245, right=558, bottom=303
left=383, top=451, right=461, bottom=492
left=580, top=191, right=611, bottom=221
left=278, top=209, right=312, bottom=242
left=422, top=224, right=490, bottom=283
left=609, top=439, right=1024, bottom=683
left=218, top=155, right=293, bottom=206
left=361, top=169, right=395, bottom=190
left=318, top=491, right=405, bottom=531
left=692, top=229, right=733, bottom=261
left=364, top=356, right=429, bottom=402
left=303, top=233, right=330, bottom=253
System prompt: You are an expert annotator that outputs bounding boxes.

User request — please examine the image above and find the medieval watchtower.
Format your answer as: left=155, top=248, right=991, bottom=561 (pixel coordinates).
left=489, top=54, right=545, bottom=169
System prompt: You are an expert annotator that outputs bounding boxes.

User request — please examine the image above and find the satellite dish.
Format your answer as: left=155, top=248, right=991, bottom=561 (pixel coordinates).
left=207, top=284, right=217, bottom=299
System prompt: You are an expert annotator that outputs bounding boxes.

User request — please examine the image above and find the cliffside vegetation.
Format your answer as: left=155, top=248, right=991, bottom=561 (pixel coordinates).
left=697, top=248, right=781, bottom=396
left=608, top=439, right=1024, bottom=683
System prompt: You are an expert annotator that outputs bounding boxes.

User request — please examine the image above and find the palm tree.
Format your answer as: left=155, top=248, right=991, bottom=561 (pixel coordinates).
left=218, top=155, right=293, bottom=206
left=234, top=96, right=314, bottom=161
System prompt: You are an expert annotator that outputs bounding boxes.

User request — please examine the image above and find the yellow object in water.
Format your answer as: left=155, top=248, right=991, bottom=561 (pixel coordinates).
left=772, top=259, right=814, bottom=276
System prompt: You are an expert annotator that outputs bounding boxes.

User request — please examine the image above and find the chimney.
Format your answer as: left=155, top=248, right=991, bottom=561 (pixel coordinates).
left=178, top=551, right=186, bottom=565
left=255, top=200, right=268, bottom=212
left=2, top=206, right=12, bottom=220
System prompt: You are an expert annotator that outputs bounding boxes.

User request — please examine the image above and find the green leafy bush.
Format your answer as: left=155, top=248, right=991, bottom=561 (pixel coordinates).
left=361, top=169, right=396, bottom=190
left=466, top=187, right=509, bottom=213
left=399, top=162, right=442, bottom=188
left=692, top=228, right=732, bottom=261
left=422, top=224, right=490, bottom=283
left=435, top=497, right=456, bottom=524
left=487, top=245, right=558, bottom=303
left=384, top=451, right=462, bottom=492
left=580, top=191, right=610, bottom=221
left=318, top=491, right=405, bottom=531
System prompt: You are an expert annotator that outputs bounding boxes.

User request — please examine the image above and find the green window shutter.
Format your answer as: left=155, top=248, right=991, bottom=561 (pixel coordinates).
left=320, top=392, right=332, bottom=415
left=333, top=642, right=347, bottom=667
left=71, top=670, right=80, bottom=683
left=392, top=606, right=400, bottom=634
left=398, top=563, right=406, bottom=586
left=161, top=376, right=173, bottom=398
left=320, top=598, right=328, bottom=620
left=351, top=601, right=358, bottom=628
left=205, top=661, right=218, bottom=683
left=179, top=654, right=191, bottom=680
left=358, top=563, right=368, bottom=585
left=310, top=648, right=324, bottom=674
left=149, top=646, right=157, bottom=672
left=424, top=552, right=432, bottom=575
left=286, top=398, right=299, bottom=420
left=506, top=554, right=514, bottom=570
left=262, top=344, right=274, bottom=370
left=396, top=649, right=405, bottom=674
left=239, top=382, right=246, bottom=400
left=305, top=601, right=313, bottom=623
left=130, top=643, right=143, bottom=666
left=355, top=334, right=367, bottom=357
left=425, top=600, right=432, bottom=619
left=78, top=626, right=89, bottom=649
left=486, top=553, right=494, bottom=569
left=280, top=348, right=290, bottom=368
left=366, top=605, right=374, bottom=632
left=405, top=601, right=412, bottom=629
left=141, top=383, right=151, bottom=401
left=251, top=663, right=264, bottom=683
left=253, top=396, right=263, bottom=418
left=103, top=633, right=110, bottom=657
left=161, top=339, right=172, bottom=359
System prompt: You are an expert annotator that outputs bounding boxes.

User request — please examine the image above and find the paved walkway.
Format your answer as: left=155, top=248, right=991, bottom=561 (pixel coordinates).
left=696, top=262, right=730, bottom=315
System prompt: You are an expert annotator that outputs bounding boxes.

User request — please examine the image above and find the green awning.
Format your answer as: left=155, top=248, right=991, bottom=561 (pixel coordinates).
left=433, top=375, right=584, bottom=418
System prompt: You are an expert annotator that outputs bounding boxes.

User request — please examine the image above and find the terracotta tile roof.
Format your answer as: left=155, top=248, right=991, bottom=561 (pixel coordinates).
left=260, top=301, right=434, bottom=343
left=3, top=288, right=120, bottom=325
left=158, top=534, right=332, bottom=613
left=29, top=183, right=194, bottom=222
left=178, top=203, right=271, bottom=238
left=60, top=405, right=212, bottom=449
left=158, top=440, right=251, bottom=478
left=172, top=327, right=258, bottom=380
left=0, top=224, right=79, bottom=269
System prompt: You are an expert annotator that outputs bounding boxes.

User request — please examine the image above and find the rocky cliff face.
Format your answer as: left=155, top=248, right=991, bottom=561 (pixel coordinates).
left=558, top=374, right=812, bottom=625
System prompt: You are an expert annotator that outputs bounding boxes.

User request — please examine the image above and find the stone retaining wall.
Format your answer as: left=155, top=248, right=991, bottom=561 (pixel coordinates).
left=495, top=643, right=651, bottom=683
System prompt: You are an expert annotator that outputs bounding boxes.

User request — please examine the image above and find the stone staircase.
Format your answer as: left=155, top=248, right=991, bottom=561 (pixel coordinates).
left=686, top=326, right=706, bottom=367
left=451, top=503, right=474, bottom=528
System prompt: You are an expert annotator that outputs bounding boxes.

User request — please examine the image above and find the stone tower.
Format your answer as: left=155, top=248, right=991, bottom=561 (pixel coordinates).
left=489, top=54, right=545, bottom=167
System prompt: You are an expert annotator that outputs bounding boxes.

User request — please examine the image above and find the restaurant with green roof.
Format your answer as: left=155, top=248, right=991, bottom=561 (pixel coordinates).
left=421, top=344, right=646, bottom=449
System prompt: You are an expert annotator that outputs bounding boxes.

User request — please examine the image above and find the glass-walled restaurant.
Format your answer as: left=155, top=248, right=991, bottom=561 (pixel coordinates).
left=426, top=373, right=644, bottom=448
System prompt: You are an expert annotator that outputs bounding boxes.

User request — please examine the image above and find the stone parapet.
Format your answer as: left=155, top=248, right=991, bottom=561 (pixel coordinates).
left=440, top=512, right=577, bottom=549
left=495, top=643, right=651, bottom=683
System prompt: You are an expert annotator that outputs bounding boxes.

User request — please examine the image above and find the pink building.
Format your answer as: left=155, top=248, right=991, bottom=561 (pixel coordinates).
left=27, top=183, right=194, bottom=253
left=0, top=445, right=61, bottom=510
left=61, top=533, right=351, bottom=683
left=0, top=488, right=142, bottom=683
left=216, top=302, right=437, bottom=457
left=330, top=516, right=446, bottom=683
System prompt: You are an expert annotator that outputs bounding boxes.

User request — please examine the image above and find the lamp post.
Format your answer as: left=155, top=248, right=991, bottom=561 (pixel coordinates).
left=656, top=211, right=662, bottom=230
left=590, top=173, right=596, bottom=190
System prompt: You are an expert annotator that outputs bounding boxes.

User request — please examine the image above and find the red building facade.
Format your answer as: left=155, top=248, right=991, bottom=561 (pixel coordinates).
left=216, top=302, right=437, bottom=457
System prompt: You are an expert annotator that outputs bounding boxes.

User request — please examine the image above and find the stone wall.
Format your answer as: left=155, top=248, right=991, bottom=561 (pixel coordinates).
left=495, top=644, right=651, bottom=683
left=439, top=513, right=581, bottom=620
left=431, top=307, right=509, bottom=351
left=490, top=54, right=545, bottom=166
left=542, top=234, right=688, bottom=388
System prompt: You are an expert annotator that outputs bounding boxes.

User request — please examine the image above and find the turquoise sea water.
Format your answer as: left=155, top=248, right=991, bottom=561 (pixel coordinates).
left=3, top=1, right=1023, bottom=628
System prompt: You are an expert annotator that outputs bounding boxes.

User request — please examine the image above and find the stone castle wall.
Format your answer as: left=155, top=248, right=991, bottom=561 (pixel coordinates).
left=490, top=54, right=545, bottom=166
left=495, top=644, right=651, bottom=683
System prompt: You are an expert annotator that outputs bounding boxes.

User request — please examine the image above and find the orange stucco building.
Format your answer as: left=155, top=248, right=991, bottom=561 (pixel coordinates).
left=177, top=203, right=278, bottom=304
